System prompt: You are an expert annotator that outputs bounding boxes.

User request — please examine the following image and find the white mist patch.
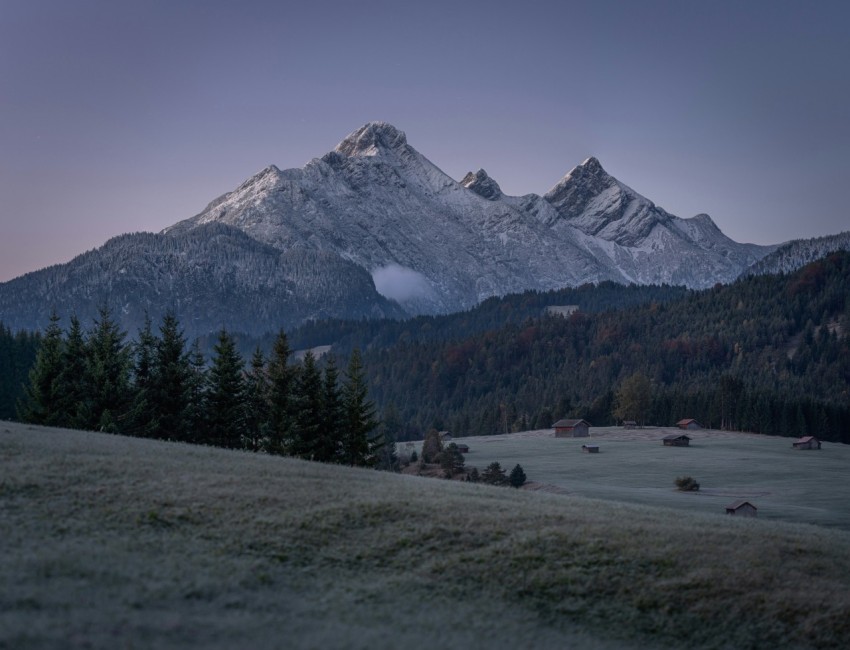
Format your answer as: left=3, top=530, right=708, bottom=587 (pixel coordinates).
left=371, top=264, right=436, bottom=303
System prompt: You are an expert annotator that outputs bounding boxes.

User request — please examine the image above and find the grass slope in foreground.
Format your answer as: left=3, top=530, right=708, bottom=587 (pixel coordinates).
left=2, top=424, right=849, bottom=649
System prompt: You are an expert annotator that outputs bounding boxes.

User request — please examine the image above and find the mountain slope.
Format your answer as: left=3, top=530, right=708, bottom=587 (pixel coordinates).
left=0, top=223, right=403, bottom=336
left=168, top=122, right=774, bottom=313
left=743, top=230, right=850, bottom=277
left=1, top=121, right=781, bottom=335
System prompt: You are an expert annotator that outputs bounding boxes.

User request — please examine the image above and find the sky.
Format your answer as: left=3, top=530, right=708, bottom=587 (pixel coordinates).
left=1, top=0, right=848, bottom=282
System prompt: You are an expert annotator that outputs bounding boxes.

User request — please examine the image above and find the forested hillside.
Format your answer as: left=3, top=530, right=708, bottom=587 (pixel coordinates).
left=358, top=253, right=850, bottom=442
left=0, top=325, right=40, bottom=418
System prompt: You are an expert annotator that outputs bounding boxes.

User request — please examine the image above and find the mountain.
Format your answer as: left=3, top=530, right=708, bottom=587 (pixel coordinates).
left=0, top=223, right=403, bottom=336
left=742, top=230, right=850, bottom=277
left=0, top=121, right=779, bottom=337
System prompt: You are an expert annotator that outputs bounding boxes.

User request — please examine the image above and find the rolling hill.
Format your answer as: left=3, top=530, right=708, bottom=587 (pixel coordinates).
left=2, top=423, right=849, bottom=649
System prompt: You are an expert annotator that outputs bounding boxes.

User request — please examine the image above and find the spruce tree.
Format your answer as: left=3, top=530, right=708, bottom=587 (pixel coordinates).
left=243, top=347, right=270, bottom=452
left=184, top=341, right=208, bottom=441
left=80, top=307, right=132, bottom=433
left=149, top=311, right=192, bottom=441
left=266, top=329, right=294, bottom=455
left=206, top=330, right=246, bottom=449
left=127, top=315, right=160, bottom=437
left=55, top=315, right=88, bottom=429
left=316, top=354, right=343, bottom=462
left=509, top=464, right=527, bottom=488
left=342, top=348, right=379, bottom=466
left=292, top=351, right=324, bottom=460
left=18, top=311, right=64, bottom=426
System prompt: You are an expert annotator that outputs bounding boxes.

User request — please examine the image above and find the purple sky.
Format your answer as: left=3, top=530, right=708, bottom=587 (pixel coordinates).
left=1, top=0, right=848, bottom=282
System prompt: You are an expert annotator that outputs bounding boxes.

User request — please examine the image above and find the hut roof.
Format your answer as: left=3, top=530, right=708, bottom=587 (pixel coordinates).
left=553, top=419, right=589, bottom=428
left=677, top=419, right=698, bottom=426
left=663, top=434, right=691, bottom=441
left=726, top=500, right=757, bottom=511
left=795, top=436, right=817, bottom=443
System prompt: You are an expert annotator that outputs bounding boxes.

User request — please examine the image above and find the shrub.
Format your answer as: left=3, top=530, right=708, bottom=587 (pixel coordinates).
left=675, top=476, right=700, bottom=491
left=509, top=464, right=527, bottom=488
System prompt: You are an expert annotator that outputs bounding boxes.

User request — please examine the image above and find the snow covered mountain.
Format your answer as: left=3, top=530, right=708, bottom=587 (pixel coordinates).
left=0, top=121, right=781, bottom=337
left=167, top=122, right=774, bottom=313
left=742, top=231, right=850, bottom=277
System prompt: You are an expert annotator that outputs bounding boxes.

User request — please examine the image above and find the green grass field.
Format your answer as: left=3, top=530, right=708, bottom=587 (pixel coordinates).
left=3, top=423, right=850, bottom=649
left=429, top=427, right=850, bottom=530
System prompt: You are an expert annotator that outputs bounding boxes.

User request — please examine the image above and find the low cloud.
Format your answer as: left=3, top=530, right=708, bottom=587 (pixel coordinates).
left=371, top=264, right=436, bottom=304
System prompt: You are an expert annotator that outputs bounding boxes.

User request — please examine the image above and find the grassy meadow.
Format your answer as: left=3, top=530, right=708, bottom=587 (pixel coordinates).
left=427, top=427, right=850, bottom=530
left=3, top=423, right=850, bottom=649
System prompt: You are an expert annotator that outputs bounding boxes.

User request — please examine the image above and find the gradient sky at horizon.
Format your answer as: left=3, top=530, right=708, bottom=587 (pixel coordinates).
left=1, top=0, right=848, bottom=282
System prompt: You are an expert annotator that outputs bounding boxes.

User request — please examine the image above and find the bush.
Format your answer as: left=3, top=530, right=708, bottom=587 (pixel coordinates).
left=675, top=476, right=700, bottom=491
left=509, top=464, right=527, bottom=488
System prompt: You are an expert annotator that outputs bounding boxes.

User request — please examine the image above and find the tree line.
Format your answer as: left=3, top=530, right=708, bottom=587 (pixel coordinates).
left=16, top=309, right=387, bottom=467
left=356, top=252, right=850, bottom=442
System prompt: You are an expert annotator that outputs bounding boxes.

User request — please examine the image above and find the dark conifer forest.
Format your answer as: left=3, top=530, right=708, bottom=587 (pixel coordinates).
left=3, top=252, right=849, bottom=445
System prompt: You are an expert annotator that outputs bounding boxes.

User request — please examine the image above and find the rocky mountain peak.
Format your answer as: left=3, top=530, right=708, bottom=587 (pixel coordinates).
left=461, top=168, right=503, bottom=200
left=335, top=122, right=408, bottom=157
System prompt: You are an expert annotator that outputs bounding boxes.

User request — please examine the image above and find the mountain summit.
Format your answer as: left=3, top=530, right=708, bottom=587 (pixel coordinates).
left=0, top=122, right=777, bottom=337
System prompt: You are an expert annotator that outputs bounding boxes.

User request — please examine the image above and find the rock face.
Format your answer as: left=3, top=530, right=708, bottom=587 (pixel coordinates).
left=0, top=121, right=779, bottom=337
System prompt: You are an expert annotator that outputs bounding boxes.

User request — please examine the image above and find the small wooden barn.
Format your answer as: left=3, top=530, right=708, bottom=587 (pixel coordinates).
left=663, top=434, right=691, bottom=447
left=581, top=444, right=599, bottom=453
left=454, top=443, right=470, bottom=454
left=622, top=420, right=637, bottom=429
left=676, top=419, right=702, bottom=430
left=554, top=419, right=590, bottom=438
left=439, top=431, right=452, bottom=444
left=792, top=436, right=821, bottom=450
left=725, top=500, right=757, bottom=517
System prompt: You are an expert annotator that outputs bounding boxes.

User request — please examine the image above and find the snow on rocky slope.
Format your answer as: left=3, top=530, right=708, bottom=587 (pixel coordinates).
left=1, top=121, right=784, bottom=336
left=167, top=122, right=774, bottom=314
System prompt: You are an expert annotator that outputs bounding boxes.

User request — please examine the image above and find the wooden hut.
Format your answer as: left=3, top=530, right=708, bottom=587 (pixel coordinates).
left=676, top=419, right=702, bottom=430
left=622, top=420, right=637, bottom=429
left=454, top=443, right=470, bottom=454
left=554, top=419, right=590, bottom=438
left=792, top=436, right=821, bottom=450
left=725, top=500, right=757, bottom=517
left=581, top=444, right=599, bottom=453
left=663, top=434, right=691, bottom=447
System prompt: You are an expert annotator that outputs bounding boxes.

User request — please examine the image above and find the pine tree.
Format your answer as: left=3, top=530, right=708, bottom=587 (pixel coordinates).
left=509, top=464, right=527, bottom=488
left=291, top=352, right=324, bottom=460
left=316, top=354, right=343, bottom=462
left=55, top=315, right=88, bottom=429
left=482, top=462, right=507, bottom=486
left=206, top=330, right=246, bottom=449
left=18, top=311, right=64, bottom=425
left=80, top=307, right=132, bottom=433
left=149, top=311, right=192, bottom=441
left=184, top=341, right=207, bottom=441
left=341, top=348, right=379, bottom=466
left=127, top=315, right=160, bottom=437
left=266, top=329, right=294, bottom=455
left=243, top=347, right=270, bottom=452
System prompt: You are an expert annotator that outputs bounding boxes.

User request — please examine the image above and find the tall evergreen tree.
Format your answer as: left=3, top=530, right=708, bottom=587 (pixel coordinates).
left=316, top=354, right=343, bottom=462
left=18, top=311, right=64, bottom=426
left=55, top=315, right=89, bottom=429
left=127, top=315, right=160, bottom=437
left=149, top=311, right=192, bottom=441
left=341, top=348, right=379, bottom=466
left=266, top=329, right=294, bottom=455
left=184, top=341, right=208, bottom=441
left=81, top=307, right=132, bottom=433
left=244, top=347, right=270, bottom=452
left=206, top=330, right=246, bottom=449
left=292, top=351, right=324, bottom=460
